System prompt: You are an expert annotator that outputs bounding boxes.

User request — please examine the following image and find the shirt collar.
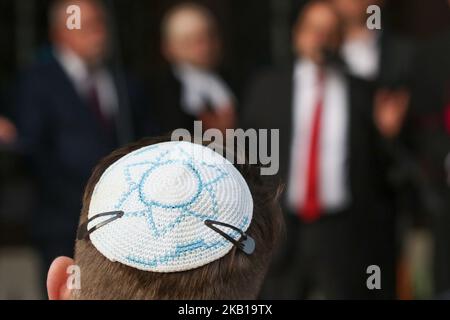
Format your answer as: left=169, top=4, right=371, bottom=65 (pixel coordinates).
left=294, top=58, right=321, bottom=82
left=54, top=46, right=90, bottom=86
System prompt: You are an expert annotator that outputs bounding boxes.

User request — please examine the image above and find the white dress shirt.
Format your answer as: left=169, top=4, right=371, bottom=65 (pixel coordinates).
left=55, top=47, right=118, bottom=119
left=173, top=63, right=235, bottom=116
left=341, top=32, right=380, bottom=81
left=287, top=59, right=350, bottom=213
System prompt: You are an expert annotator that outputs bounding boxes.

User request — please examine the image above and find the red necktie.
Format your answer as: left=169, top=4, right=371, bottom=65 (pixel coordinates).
left=300, top=70, right=325, bottom=222
left=87, top=81, right=111, bottom=131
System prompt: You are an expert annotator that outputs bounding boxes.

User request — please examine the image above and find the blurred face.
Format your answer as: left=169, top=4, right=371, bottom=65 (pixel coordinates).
left=163, top=9, right=220, bottom=69
left=53, top=1, right=108, bottom=66
left=293, top=3, right=341, bottom=64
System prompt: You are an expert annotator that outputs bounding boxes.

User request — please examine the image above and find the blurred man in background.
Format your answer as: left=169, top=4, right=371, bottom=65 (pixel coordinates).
left=333, top=0, right=414, bottom=85
left=331, top=0, right=418, bottom=297
left=243, top=0, right=395, bottom=299
left=408, top=2, right=450, bottom=296
left=14, top=0, right=155, bottom=288
left=332, top=0, right=413, bottom=143
left=152, top=3, right=236, bottom=134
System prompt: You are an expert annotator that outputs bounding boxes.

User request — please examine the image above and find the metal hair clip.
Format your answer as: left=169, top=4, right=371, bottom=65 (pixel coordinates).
left=77, top=210, right=124, bottom=240
left=204, top=219, right=255, bottom=255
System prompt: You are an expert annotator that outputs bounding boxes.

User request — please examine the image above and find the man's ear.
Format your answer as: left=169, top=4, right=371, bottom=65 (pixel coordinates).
left=47, top=256, right=75, bottom=300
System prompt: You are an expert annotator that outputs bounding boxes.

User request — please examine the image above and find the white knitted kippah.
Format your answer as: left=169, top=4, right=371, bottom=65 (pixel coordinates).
left=87, top=141, right=253, bottom=272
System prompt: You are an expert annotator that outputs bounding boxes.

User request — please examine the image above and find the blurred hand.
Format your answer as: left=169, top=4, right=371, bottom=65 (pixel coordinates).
left=199, top=105, right=236, bottom=135
left=374, top=88, right=410, bottom=138
left=0, top=116, right=17, bottom=145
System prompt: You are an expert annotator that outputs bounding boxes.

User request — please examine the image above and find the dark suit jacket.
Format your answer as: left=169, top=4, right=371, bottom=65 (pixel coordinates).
left=377, top=31, right=415, bottom=89
left=150, top=67, right=196, bottom=134
left=407, top=29, right=450, bottom=294
left=14, top=55, right=156, bottom=240
left=241, top=63, right=392, bottom=219
left=409, top=30, right=450, bottom=194
left=241, top=63, right=397, bottom=299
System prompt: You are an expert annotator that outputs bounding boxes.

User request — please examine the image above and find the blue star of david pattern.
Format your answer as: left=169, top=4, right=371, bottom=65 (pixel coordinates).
left=113, top=144, right=229, bottom=238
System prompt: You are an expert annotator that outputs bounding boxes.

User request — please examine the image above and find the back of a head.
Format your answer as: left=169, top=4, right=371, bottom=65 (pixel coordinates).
left=73, top=137, right=283, bottom=299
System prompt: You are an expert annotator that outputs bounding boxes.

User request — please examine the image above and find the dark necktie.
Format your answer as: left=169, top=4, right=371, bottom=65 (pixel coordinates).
left=87, top=80, right=112, bottom=131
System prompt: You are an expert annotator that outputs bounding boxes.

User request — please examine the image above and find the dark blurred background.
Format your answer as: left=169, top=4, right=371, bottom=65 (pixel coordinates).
left=1, top=0, right=449, bottom=96
left=0, top=0, right=449, bottom=300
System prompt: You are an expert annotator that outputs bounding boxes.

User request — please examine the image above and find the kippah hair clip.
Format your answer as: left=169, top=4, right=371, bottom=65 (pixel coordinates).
left=204, top=219, right=255, bottom=255
left=77, top=213, right=255, bottom=255
left=77, top=210, right=124, bottom=241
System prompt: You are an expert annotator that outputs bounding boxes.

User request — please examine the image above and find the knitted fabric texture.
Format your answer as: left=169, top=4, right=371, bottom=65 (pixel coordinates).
left=88, top=141, right=254, bottom=272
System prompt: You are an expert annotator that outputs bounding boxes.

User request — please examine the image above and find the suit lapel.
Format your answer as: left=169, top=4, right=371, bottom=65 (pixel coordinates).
left=51, top=58, right=118, bottom=146
left=278, top=66, right=294, bottom=183
left=51, top=58, right=98, bottom=123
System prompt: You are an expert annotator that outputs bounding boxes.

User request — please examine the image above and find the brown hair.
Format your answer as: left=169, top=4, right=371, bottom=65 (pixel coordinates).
left=73, top=137, right=283, bottom=299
